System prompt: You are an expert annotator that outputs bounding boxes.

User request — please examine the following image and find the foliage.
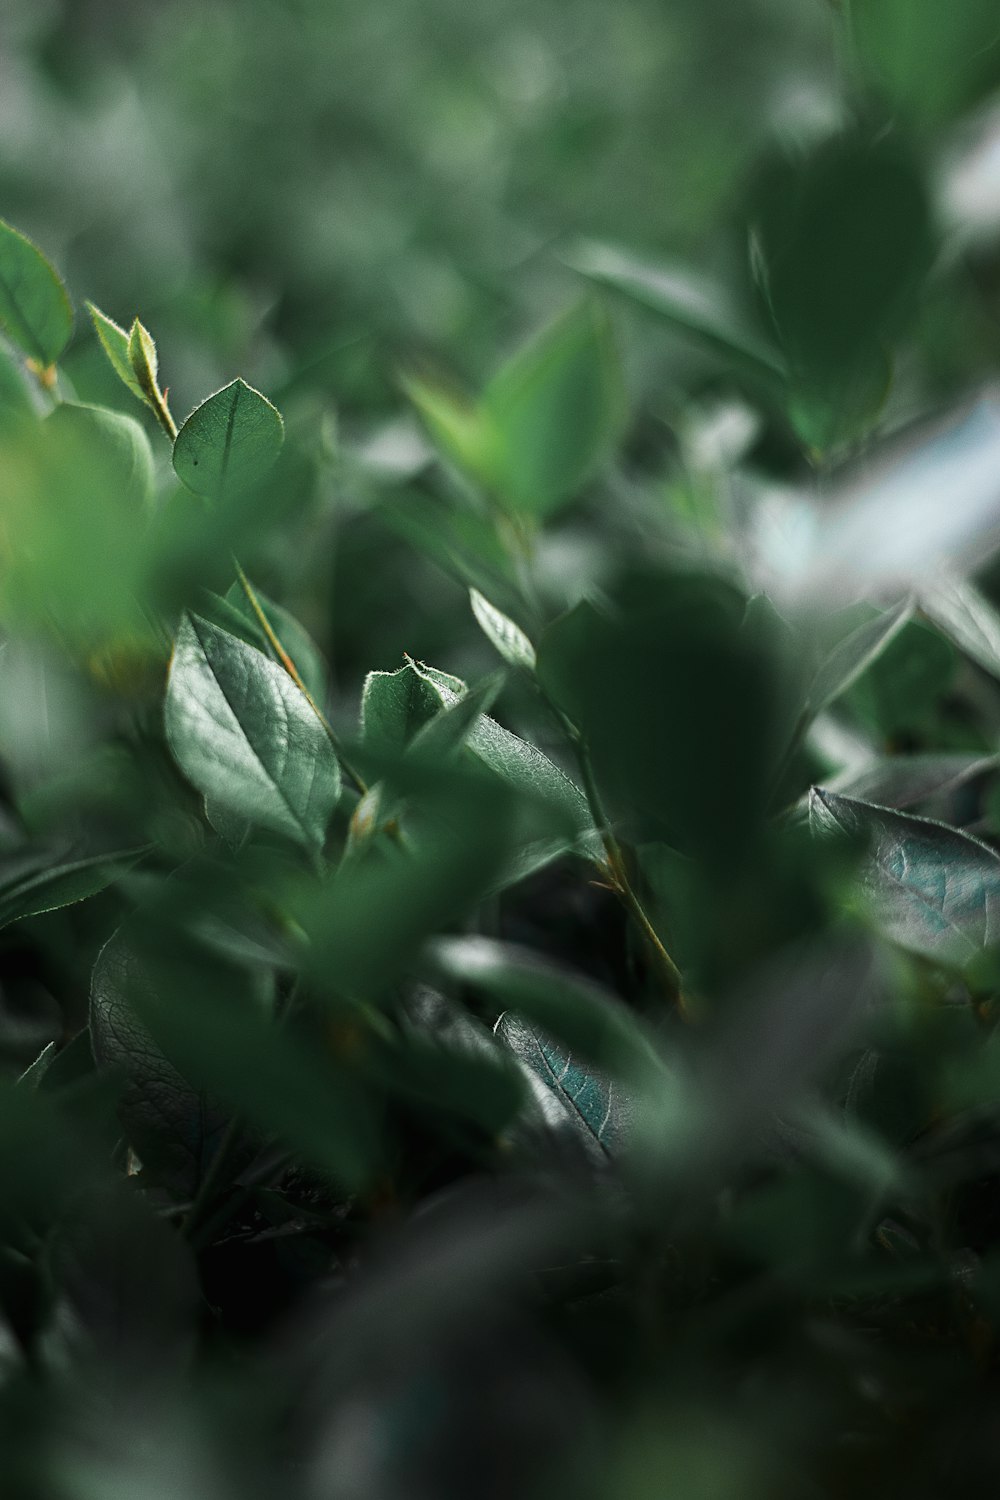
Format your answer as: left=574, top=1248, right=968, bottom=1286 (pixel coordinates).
left=3, top=4, right=1000, bottom=1496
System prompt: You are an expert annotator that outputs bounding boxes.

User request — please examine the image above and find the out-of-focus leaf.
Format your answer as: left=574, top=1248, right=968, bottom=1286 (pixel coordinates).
left=496, top=1011, right=631, bottom=1161
left=402, top=374, right=493, bottom=480
left=803, top=597, right=913, bottom=719
left=0, top=845, right=148, bottom=930
left=752, top=130, right=933, bottom=448
left=482, top=302, right=623, bottom=518
left=172, top=377, right=284, bottom=502
left=810, top=787, right=1000, bottom=964
left=165, top=613, right=341, bottom=850
left=920, top=574, right=1000, bottom=681
left=90, top=929, right=232, bottom=1202
left=0, top=219, right=73, bottom=366
left=844, top=619, right=955, bottom=740
left=828, top=753, right=998, bottom=811
left=565, top=238, right=784, bottom=382
left=469, top=588, right=536, bottom=670
left=0, top=344, right=37, bottom=431
left=41, top=1185, right=199, bottom=1390
left=431, top=935, right=658, bottom=1077
left=851, top=0, right=1000, bottom=124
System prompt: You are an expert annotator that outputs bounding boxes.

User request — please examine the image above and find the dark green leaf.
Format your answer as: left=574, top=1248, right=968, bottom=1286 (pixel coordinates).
left=172, top=377, right=284, bottom=502
left=495, top=1011, right=631, bottom=1161
left=0, top=219, right=73, bottom=366
left=0, top=845, right=148, bottom=930
left=165, top=612, right=341, bottom=849
left=810, top=787, right=1000, bottom=965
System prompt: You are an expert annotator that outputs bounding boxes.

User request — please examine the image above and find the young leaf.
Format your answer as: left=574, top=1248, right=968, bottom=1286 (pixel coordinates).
left=565, top=238, right=785, bottom=383
left=470, top=588, right=536, bottom=670
left=127, top=319, right=161, bottom=405
left=0, top=219, right=73, bottom=367
left=482, top=302, right=623, bottom=518
left=172, top=377, right=284, bottom=502
left=495, top=1012, right=632, bottom=1161
left=810, top=787, right=1000, bottom=965
left=0, top=845, right=148, bottom=931
left=165, top=613, right=341, bottom=850
left=361, top=661, right=443, bottom=752
left=86, top=303, right=147, bottom=405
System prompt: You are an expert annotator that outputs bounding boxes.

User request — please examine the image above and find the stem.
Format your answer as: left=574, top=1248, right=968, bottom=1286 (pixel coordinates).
left=152, top=394, right=178, bottom=443
left=544, top=690, right=685, bottom=1013
left=233, top=560, right=369, bottom=797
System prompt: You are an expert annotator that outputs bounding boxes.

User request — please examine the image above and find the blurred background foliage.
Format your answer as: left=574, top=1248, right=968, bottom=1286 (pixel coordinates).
left=5, top=0, right=1000, bottom=1496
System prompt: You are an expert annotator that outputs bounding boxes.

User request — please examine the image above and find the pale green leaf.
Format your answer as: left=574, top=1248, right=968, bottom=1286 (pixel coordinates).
left=470, top=588, right=536, bottom=670
left=0, top=219, right=73, bottom=367
left=86, top=302, right=147, bottom=405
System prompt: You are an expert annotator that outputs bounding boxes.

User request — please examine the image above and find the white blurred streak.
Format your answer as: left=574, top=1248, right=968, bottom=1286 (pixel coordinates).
left=773, top=392, right=1000, bottom=605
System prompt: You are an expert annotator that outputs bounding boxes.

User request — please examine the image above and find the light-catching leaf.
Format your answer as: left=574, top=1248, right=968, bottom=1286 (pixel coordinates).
left=86, top=303, right=147, bottom=405
left=0, top=845, right=148, bottom=931
left=172, top=377, right=284, bottom=502
left=496, top=1011, right=631, bottom=1162
left=810, top=786, right=1000, bottom=965
left=920, top=575, right=1000, bottom=682
left=828, top=754, right=999, bottom=812
left=165, top=613, right=341, bottom=849
left=469, top=589, right=536, bottom=670
left=0, top=219, right=73, bottom=367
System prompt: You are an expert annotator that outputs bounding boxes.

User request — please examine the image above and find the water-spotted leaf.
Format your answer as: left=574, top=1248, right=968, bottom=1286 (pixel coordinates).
left=165, top=613, right=341, bottom=850
left=810, top=787, right=1000, bottom=965
left=172, top=377, right=284, bottom=502
left=495, top=1011, right=631, bottom=1161
left=0, top=219, right=73, bottom=367
left=565, top=238, right=784, bottom=384
left=804, top=597, right=913, bottom=718
left=469, top=589, right=536, bottom=670
left=0, top=845, right=148, bottom=930
left=920, top=575, right=1000, bottom=681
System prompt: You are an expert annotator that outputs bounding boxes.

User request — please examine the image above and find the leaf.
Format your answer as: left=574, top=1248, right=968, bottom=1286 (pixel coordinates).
left=407, top=659, right=599, bottom=858
left=431, top=935, right=658, bottom=1076
left=828, top=753, right=999, bottom=812
left=495, top=1011, right=631, bottom=1161
left=360, top=661, right=443, bottom=752
left=565, top=238, right=784, bottom=382
left=172, top=377, right=284, bottom=502
left=482, top=302, right=624, bottom=518
left=402, top=374, right=493, bottom=480
left=804, top=598, right=913, bottom=719
left=165, top=612, right=341, bottom=850
left=408, top=671, right=506, bottom=762
left=851, top=0, right=1000, bottom=124
left=0, top=845, right=148, bottom=930
left=0, top=219, right=73, bottom=367
left=222, top=581, right=329, bottom=702
left=469, top=588, right=536, bottom=670
left=90, top=930, right=232, bottom=1201
left=920, top=575, right=1000, bottom=681
left=86, top=303, right=147, bottom=405
left=127, top=318, right=162, bottom=408
left=810, top=787, right=1000, bottom=965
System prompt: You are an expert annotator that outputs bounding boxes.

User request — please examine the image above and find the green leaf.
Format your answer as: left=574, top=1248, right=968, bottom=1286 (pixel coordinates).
left=431, top=936, right=658, bottom=1077
left=495, top=1011, right=631, bottom=1161
left=565, top=238, right=785, bottom=383
left=810, top=787, right=1000, bottom=965
left=402, top=374, right=493, bottom=481
left=91, top=929, right=233, bottom=1201
left=86, top=303, right=147, bottom=405
left=752, top=130, right=933, bottom=447
left=408, top=670, right=506, bottom=762
left=127, top=318, right=162, bottom=407
left=920, top=576, right=1000, bottom=682
left=222, top=581, right=328, bottom=702
left=0, top=845, right=148, bottom=930
left=165, top=613, right=341, bottom=850
left=172, top=377, right=284, bottom=502
left=482, top=301, right=623, bottom=518
left=360, top=661, right=443, bottom=752
left=851, top=0, right=1000, bottom=124
left=804, top=597, right=914, bottom=719
left=407, top=658, right=599, bottom=859
left=828, top=753, right=999, bottom=813
left=469, top=588, right=536, bottom=670
left=0, top=219, right=73, bottom=367
left=0, top=343, right=37, bottom=432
